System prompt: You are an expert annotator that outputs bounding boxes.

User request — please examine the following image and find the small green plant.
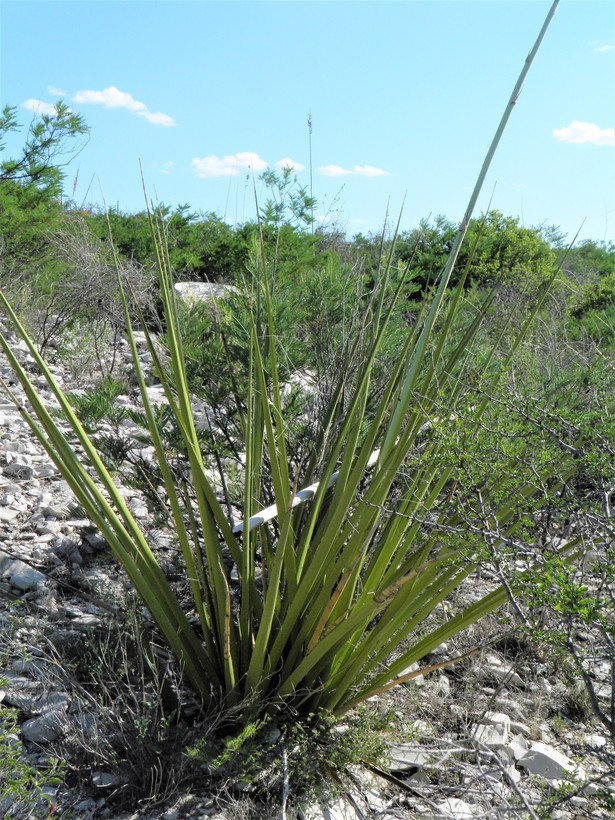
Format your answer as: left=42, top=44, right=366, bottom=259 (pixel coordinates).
left=66, top=374, right=127, bottom=428
left=0, top=697, right=63, bottom=818
left=533, top=771, right=612, bottom=820
left=186, top=718, right=267, bottom=779
left=185, top=706, right=390, bottom=808
left=290, top=707, right=390, bottom=775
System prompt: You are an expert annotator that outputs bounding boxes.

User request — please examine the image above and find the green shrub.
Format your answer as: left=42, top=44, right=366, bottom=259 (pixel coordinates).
left=0, top=0, right=575, bottom=737
left=0, top=697, right=63, bottom=817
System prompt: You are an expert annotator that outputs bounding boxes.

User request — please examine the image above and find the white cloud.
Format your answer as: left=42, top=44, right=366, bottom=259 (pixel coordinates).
left=594, top=43, right=614, bottom=53
left=553, top=121, right=615, bottom=146
left=192, top=152, right=268, bottom=178
left=275, top=157, right=305, bottom=172
left=320, top=164, right=354, bottom=177
left=21, top=98, right=60, bottom=117
left=73, top=86, right=145, bottom=111
left=72, top=86, right=176, bottom=126
left=48, top=85, right=67, bottom=96
left=138, top=110, right=176, bottom=127
left=319, top=163, right=390, bottom=177
left=353, top=165, right=390, bottom=177
left=158, top=161, right=174, bottom=176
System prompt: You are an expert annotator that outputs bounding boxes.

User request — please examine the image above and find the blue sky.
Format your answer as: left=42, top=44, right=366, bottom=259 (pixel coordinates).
left=1, top=1, right=614, bottom=242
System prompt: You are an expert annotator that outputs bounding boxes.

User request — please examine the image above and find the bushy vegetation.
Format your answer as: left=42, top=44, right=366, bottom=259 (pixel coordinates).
left=0, top=697, right=63, bottom=817
left=0, top=7, right=613, bottom=812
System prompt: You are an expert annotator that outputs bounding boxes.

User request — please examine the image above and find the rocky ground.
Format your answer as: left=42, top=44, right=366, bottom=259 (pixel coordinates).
left=0, top=325, right=613, bottom=819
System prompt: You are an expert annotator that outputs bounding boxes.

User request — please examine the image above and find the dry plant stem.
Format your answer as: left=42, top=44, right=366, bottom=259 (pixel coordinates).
left=381, top=0, right=560, bottom=461
left=475, top=488, right=534, bottom=631
left=566, top=634, right=614, bottom=741
left=600, top=478, right=612, bottom=519
left=280, top=746, right=289, bottom=820
left=470, top=743, right=540, bottom=819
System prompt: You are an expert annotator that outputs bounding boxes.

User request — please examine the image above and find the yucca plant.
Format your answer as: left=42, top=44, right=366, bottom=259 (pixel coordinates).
left=0, top=2, right=572, bottom=725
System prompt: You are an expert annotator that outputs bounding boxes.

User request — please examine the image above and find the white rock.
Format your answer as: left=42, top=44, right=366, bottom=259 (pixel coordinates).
left=5, top=440, right=37, bottom=455
left=407, top=719, right=434, bottom=737
left=174, top=281, right=238, bottom=305
left=21, top=709, right=66, bottom=743
left=35, top=520, right=61, bottom=535
left=364, top=788, right=388, bottom=813
left=10, top=564, right=46, bottom=591
left=2, top=461, right=34, bottom=480
left=133, top=445, right=156, bottom=461
left=120, top=419, right=141, bottom=436
left=34, top=464, right=56, bottom=478
left=128, top=498, right=149, bottom=518
left=302, top=797, right=358, bottom=819
left=432, top=797, right=477, bottom=818
left=386, top=742, right=433, bottom=770
left=145, top=385, right=168, bottom=406
left=5, top=450, right=32, bottom=464
left=3, top=483, right=22, bottom=495
left=583, top=733, right=607, bottom=748
left=483, top=711, right=511, bottom=731
left=506, top=764, right=522, bottom=784
left=517, top=741, right=586, bottom=781
left=407, top=769, right=431, bottom=786
left=509, top=720, right=531, bottom=737
left=92, top=771, right=125, bottom=788
left=41, top=503, right=70, bottom=519
left=486, top=663, right=525, bottom=689
left=508, top=733, right=529, bottom=761
left=470, top=722, right=509, bottom=748
left=582, top=781, right=600, bottom=796
left=0, top=674, right=44, bottom=713
left=71, top=613, right=103, bottom=627
left=435, top=674, right=451, bottom=696
left=397, top=662, right=425, bottom=687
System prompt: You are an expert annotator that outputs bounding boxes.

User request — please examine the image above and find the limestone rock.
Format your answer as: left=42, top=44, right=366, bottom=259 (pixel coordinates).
left=485, top=660, right=526, bottom=689
left=432, top=797, right=477, bottom=818
left=517, top=740, right=586, bottom=781
left=174, top=281, right=238, bottom=306
left=0, top=674, right=44, bottom=713
left=508, top=733, right=529, bottom=761
left=386, top=741, right=434, bottom=770
left=91, top=771, right=126, bottom=788
left=470, top=722, right=509, bottom=748
left=21, top=708, right=67, bottom=743
left=2, top=461, right=34, bottom=480
left=9, top=563, right=46, bottom=591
